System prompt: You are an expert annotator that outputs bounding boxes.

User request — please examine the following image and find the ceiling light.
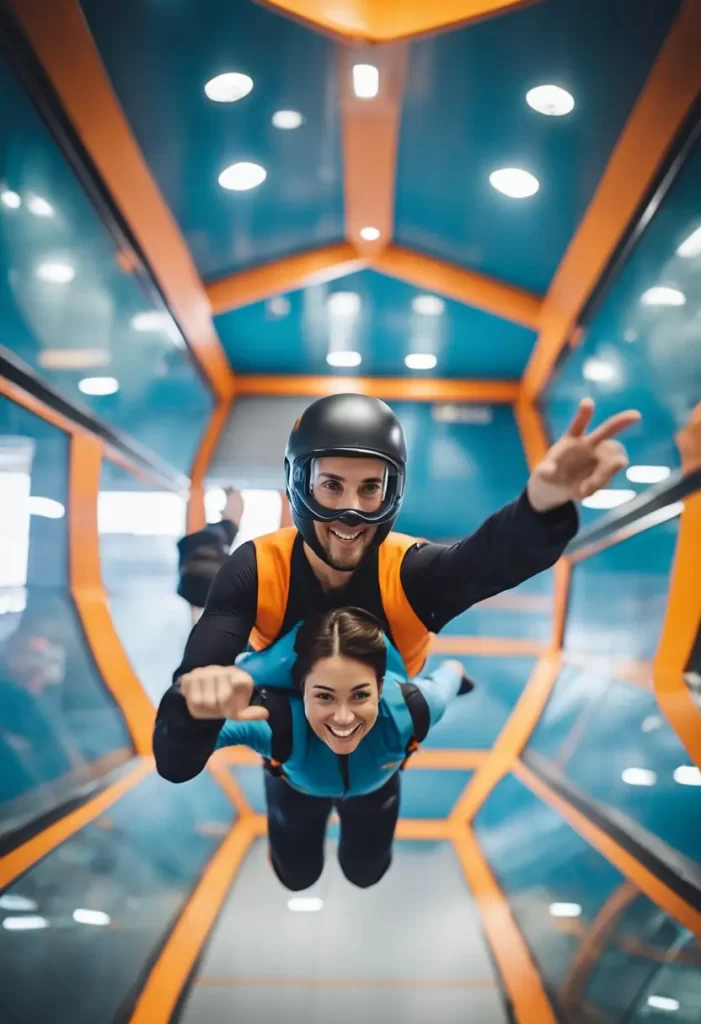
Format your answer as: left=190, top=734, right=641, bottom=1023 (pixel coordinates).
left=132, top=311, right=172, bottom=332
left=73, top=909, right=111, bottom=926
left=621, top=767, right=657, bottom=786
left=582, top=489, right=636, bottom=510
left=412, top=295, right=445, bottom=316
left=28, top=195, right=54, bottom=217
left=405, top=353, right=437, bottom=370
left=1, top=189, right=21, bottom=209
left=266, top=296, right=291, bottom=318
left=353, top=64, right=379, bottom=99
left=583, top=357, right=617, bottom=382
left=623, top=329, right=637, bottom=343
left=272, top=110, right=303, bottom=130
left=647, top=995, right=680, bottom=1012
left=641, top=715, right=663, bottom=733
left=677, top=225, right=701, bottom=258
left=327, top=291, right=360, bottom=318
left=28, top=496, right=65, bottom=519
left=2, top=916, right=49, bottom=931
left=327, top=351, right=361, bottom=368
left=218, top=162, right=266, bottom=191
left=549, top=903, right=582, bottom=918
left=489, top=168, right=539, bottom=199
left=626, top=465, right=670, bottom=484
left=673, top=765, right=701, bottom=786
left=204, top=72, right=253, bottom=103
left=36, top=262, right=75, bottom=284
left=78, top=376, right=119, bottom=396
left=287, top=897, right=323, bottom=912
left=640, top=286, right=685, bottom=306
left=360, top=226, right=380, bottom=241
left=526, top=84, right=575, bottom=116
left=0, top=895, right=38, bottom=912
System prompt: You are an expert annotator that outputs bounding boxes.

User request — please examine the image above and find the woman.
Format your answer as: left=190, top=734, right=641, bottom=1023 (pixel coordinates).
left=176, top=607, right=473, bottom=891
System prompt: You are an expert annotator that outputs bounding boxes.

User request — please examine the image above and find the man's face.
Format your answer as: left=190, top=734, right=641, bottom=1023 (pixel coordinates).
left=309, top=455, right=386, bottom=571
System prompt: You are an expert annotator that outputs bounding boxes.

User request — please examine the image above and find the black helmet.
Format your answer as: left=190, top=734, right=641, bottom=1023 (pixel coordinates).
left=284, top=393, right=407, bottom=567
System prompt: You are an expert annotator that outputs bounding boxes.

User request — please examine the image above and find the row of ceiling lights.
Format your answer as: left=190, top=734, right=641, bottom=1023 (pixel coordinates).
left=203, top=69, right=575, bottom=217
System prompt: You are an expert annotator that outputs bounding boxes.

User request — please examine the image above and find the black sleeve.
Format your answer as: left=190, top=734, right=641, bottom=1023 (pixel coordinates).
left=176, top=520, right=239, bottom=609
left=400, top=489, right=578, bottom=631
left=153, top=541, right=258, bottom=783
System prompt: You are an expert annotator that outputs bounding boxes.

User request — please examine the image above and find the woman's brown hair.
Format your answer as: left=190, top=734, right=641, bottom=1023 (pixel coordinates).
left=292, top=607, right=387, bottom=691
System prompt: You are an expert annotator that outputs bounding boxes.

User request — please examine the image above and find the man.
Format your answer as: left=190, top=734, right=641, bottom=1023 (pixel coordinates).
left=154, top=392, right=639, bottom=781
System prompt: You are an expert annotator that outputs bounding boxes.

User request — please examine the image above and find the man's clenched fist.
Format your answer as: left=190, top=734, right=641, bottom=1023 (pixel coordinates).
left=177, top=665, right=269, bottom=722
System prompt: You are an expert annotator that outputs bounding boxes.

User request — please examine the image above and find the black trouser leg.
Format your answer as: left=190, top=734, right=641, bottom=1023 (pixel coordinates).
left=264, top=772, right=332, bottom=891
left=335, top=772, right=401, bottom=889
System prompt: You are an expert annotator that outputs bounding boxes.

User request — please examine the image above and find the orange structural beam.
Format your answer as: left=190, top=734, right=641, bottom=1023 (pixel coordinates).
left=337, top=42, right=407, bottom=254
left=0, top=759, right=153, bottom=890
left=514, top=392, right=550, bottom=470
left=235, top=374, right=519, bottom=402
left=374, top=244, right=542, bottom=330
left=515, top=761, right=701, bottom=940
left=449, top=653, right=561, bottom=823
left=259, top=0, right=540, bottom=43
left=206, top=244, right=366, bottom=316
left=452, top=826, right=558, bottom=1023
left=653, top=491, right=701, bottom=767
left=186, top=395, right=234, bottom=534
left=70, top=433, right=156, bottom=754
left=12, top=0, right=233, bottom=400
left=522, top=0, right=701, bottom=399
left=130, top=817, right=257, bottom=1024
left=430, top=635, right=548, bottom=657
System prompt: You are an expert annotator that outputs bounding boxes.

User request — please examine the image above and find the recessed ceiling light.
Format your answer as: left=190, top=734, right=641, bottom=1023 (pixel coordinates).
left=489, top=167, right=540, bottom=199
left=218, top=162, right=266, bottom=192
left=626, top=465, right=670, bottom=484
left=641, top=715, right=663, bottom=733
left=287, top=897, right=323, bottom=912
left=526, top=84, right=575, bottom=116
left=412, top=295, right=445, bottom=316
left=623, top=329, right=637, bottom=343
left=327, top=291, right=360, bottom=318
left=1, top=189, right=21, bottom=209
left=640, top=286, right=685, bottom=306
left=360, top=226, right=380, bottom=241
left=36, top=262, right=75, bottom=283
left=327, top=351, right=361, bottom=368
left=272, top=109, right=303, bottom=130
left=132, top=311, right=172, bottom=332
left=548, top=903, right=582, bottom=918
left=673, top=765, right=701, bottom=786
left=73, top=909, right=111, bottom=926
left=28, top=195, right=54, bottom=217
left=621, top=767, right=657, bottom=786
left=78, top=376, right=119, bottom=396
left=583, top=357, right=617, bottom=383
left=646, top=995, right=680, bottom=1012
left=267, top=296, right=291, bottom=318
left=405, top=353, right=437, bottom=370
left=204, top=72, right=253, bottom=103
left=2, top=916, right=49, bottom=931
left=352, top=64, right=379, bottom=99
left=677, top=225, right=701, bottom=258
left=28, top=496, right=65, bottom=519
left=0, top=894, right=38, bottom=912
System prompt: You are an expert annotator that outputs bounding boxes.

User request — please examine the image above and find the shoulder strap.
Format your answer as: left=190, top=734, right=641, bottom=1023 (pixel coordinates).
left=398, top=682, right=431, bottom=743
left=250, top=528, right=298, bottom=651
left=378, top=532, right=433, bottom=677
left=250, top=685, right=294, bottom=770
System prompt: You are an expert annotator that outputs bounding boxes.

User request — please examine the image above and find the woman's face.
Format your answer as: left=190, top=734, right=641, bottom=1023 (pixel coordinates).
left=303, top=655, right=381, bottom=755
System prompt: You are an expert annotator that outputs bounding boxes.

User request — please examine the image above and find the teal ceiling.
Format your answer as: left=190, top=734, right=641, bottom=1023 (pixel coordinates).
left=395, top=0, right=680, bottom=293
left=215, top=269, right=536, bottom=378
left=80, top=0, right=344, bottom=282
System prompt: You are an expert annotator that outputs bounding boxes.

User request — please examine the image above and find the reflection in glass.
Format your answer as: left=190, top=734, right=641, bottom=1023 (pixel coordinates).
left=0, top=770, right=234, bottom=1023
left=98, top=459, right=191, bottom=703
left=0, top=397, right=132, bottom=838
left=0, top=55, right=213, bottom=474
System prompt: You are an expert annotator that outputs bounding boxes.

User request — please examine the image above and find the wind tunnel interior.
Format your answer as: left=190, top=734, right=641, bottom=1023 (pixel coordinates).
left=1, top=1, right=701, bottom=1022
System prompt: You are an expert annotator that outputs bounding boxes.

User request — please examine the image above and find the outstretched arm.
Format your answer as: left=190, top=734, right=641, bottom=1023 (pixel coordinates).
left=412, top=660, right=468, bottom=728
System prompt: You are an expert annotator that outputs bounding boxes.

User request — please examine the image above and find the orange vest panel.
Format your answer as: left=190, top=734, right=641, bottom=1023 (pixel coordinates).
left=249, top=528, right=432, bottom=676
